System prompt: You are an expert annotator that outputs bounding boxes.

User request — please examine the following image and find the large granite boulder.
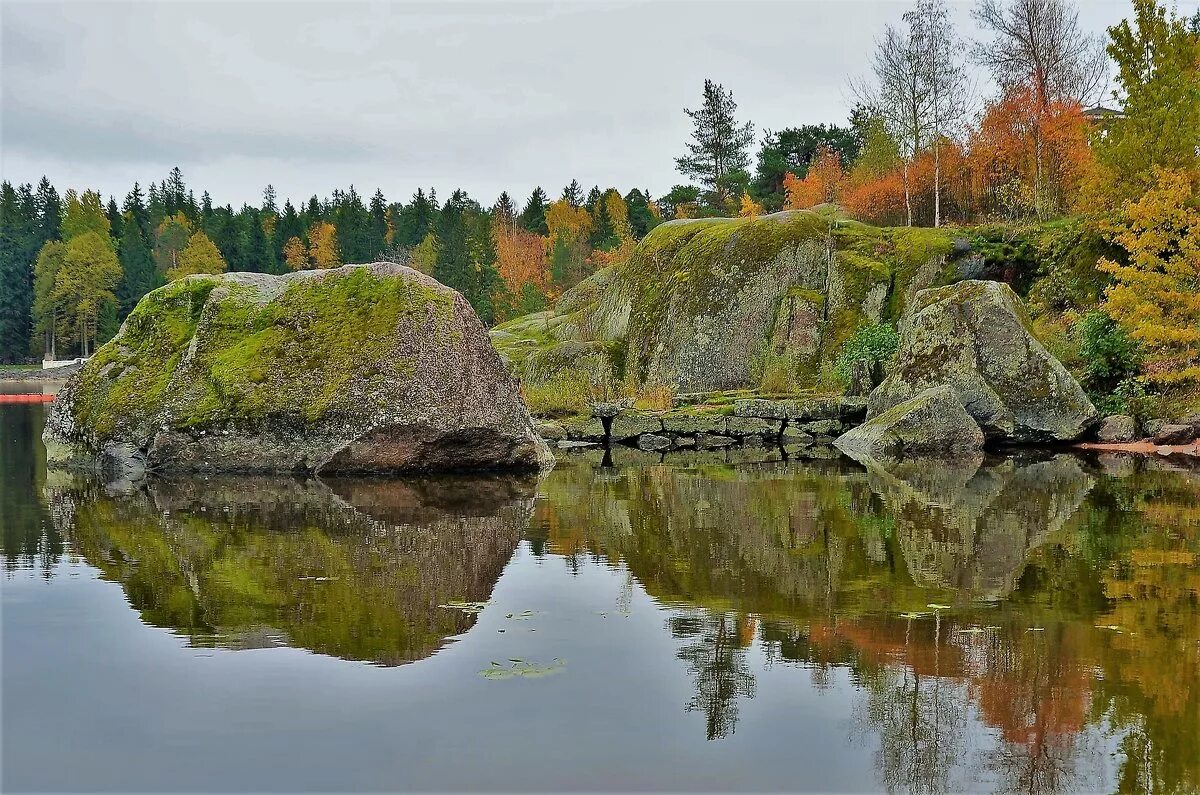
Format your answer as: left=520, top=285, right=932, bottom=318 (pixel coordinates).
left=868, top=280, right=1098, bottom=443
left=44, top=263, right=553, bottom=475
left=835, top=385, right=984, bottom=458
left=492, top=209, right=964, bottom=394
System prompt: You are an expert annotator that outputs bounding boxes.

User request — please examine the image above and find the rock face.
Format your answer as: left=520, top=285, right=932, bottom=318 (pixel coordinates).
left=835, top=385, right=984, bottom=458
left=44, top=263, right=553, bottom=474
left=869, top=280, right=1098, bottom=443
left=492, top=209, right=965, bottom=393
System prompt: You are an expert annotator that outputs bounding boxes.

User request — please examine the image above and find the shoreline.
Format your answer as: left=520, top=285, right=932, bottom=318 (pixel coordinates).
left=1074, top=439, right=1200, bottom=458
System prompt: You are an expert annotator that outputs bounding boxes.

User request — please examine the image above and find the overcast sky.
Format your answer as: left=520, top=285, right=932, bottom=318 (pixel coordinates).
left=1, top=0, right=1152, bottom=209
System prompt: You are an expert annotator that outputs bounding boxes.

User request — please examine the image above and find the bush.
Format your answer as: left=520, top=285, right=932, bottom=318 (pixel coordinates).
left=1078, top=311, right=1142, bottom=394
left=833, top=323, right=899, bottom=385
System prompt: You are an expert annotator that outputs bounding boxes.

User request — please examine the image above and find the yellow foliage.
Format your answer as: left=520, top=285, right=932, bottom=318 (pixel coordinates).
left=545, top=199, right=592, bottom=244
left=168, top=231, right=227, bottom=281
left=282, top=236, right=309, bottom=271
left=1099, top=167, right=1200, bottom=384
left=738, top=192, right=764, bottom=218
left=307, top=221, right=341, bottom=269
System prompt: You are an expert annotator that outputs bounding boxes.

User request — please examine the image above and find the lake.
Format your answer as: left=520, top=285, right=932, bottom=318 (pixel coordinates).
left=2, top=398, right=1197, bottom=793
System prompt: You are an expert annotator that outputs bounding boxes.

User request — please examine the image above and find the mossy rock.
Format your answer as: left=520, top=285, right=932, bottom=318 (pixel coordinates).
left=45, top=263, right=552, bottom=474
left=868, top=280, right=1098, bottom=443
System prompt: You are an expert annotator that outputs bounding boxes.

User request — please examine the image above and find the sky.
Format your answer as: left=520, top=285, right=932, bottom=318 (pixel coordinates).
left=0, top=0, right=1152, bottom=210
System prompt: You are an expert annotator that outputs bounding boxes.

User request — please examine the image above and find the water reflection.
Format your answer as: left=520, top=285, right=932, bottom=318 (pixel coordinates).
left=44, top=471, right=536, bottom=665
left=533, top=451, right=1200, bottom=792
left=4, top=399, right=1198, bottom=792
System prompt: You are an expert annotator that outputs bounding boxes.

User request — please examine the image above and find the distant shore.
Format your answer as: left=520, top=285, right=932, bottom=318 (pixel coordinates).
left=0, top=364, right=79, bottom=383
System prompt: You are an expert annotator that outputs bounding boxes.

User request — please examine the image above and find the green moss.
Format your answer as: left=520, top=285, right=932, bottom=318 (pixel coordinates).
left=73, top=269, right=458, bottom=438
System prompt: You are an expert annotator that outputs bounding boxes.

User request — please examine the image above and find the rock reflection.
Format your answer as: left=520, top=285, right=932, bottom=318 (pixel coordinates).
left=46, top=472, right=535, bottom=665
left=535, top=453, right=1199, bottom=791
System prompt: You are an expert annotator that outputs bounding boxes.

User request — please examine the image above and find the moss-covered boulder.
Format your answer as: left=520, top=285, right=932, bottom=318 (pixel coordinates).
left=868, top=280, right=1098, bottom=443
left=492, top=209, right=961, bottom=397
left=835, top=385, right=984, bottom=458
left=44, top=263, right=553, bottom=474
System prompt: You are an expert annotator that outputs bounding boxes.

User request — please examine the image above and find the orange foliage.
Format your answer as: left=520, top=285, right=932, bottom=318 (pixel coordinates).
left=493, top=216, right=549, bottom=293
left=967, top=86, right=1092, bottom=217
left=784, top=146, right=846, bottom=210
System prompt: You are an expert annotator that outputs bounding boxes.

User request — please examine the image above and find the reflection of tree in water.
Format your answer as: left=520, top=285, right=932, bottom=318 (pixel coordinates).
left=0, top=404, right=62, bottom=577
left=974, top=624, right=1098, bottom=795
left=850, top=614, right=967, bottom=795
left=669, top=611, right=757, bottom=740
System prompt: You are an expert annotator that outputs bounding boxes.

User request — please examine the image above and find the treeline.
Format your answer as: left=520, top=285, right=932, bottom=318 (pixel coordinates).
left=0, top=171, right=663, bottom=362
left=3, top=0, right=1198, bottom=395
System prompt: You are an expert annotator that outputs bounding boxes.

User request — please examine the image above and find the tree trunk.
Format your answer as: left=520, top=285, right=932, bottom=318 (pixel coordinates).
left=903, top=160, right=913, bottom=227
left=934, top=137, right=942, bottom=228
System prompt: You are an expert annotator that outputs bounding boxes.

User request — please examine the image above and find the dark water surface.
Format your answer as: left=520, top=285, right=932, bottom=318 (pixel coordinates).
left=3, top=400, right=1198, bottom=793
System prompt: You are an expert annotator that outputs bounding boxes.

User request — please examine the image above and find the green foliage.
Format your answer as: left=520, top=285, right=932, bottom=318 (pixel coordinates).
left=1078, top=311, right=1143, bottom=395
left=519, top=187, right=548, bottom=235
left=1095, top=0, right=1200, bottom=205
left=833, top=323, right=899, bottom=384
left=117, top=212, right=161, bottom=315
left=61, top=189, right=112, bottom=242
left=676, top=79, right=755, bottom=210
left=751, top=124, right=861, bottom=211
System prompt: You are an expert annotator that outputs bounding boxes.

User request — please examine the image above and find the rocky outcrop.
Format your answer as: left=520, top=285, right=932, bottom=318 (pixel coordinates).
left=492, top=209, right=963, bottom=394
left=868, top=280, right=1098, bottom=443
left=44, top=263, right=553, bottom=475
left=835, top=386, right=985, bottom=458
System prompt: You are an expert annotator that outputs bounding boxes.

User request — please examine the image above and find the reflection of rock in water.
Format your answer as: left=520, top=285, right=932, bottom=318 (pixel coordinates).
left=854, top=454, right=1094, bottom=600
left=47, top=473, right=535, bottom=665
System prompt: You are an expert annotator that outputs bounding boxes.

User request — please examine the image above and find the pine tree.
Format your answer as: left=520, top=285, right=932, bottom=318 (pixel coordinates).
left=241, top=207, right=279, bottom=273
left=369, top=189, right=389, bottom=255
left=676, top=79, right=755, bottom=207
left=106, top=197, right=123, bottom=240
left=262, top=184, right=278, bottom=214
left=123, top=183, right=148, bottom=237
left=35, top=177, right=61, bottom=245
left=274, top=201, right=304, bottom=260
left=396, top=188, right=437, bottom=247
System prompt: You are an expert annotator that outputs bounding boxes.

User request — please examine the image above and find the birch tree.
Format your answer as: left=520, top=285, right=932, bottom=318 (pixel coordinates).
left=907, top=0, right=970, bottom=226
left=858, top=23, right=933, bottom=226
left=972, top=0, right=1108, bottom=216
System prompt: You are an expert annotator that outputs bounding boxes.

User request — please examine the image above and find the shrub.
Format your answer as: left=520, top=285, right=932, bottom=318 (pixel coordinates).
left=833, top=323, right=899, bottom=385
left=1078, top=311, right=1142, bottom=394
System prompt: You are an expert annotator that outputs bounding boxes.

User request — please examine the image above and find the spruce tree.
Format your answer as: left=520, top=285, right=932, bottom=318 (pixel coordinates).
left=0, top=182, right=37, bottom=362
left=561, top=180, right=583, bottom=207
left=519, top=187, right=548, bottom=235
left=116, top=212, right=160, bottom=315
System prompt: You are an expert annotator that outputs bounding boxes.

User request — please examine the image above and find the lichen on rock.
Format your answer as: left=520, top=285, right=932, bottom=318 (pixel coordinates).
left=868, top=280, right=1098, bottom=443
left=45, top=262, right=553, bottom=475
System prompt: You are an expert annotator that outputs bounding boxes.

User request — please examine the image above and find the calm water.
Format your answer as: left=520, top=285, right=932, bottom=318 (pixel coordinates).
left=2, top=399, right=1198, bottom=793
